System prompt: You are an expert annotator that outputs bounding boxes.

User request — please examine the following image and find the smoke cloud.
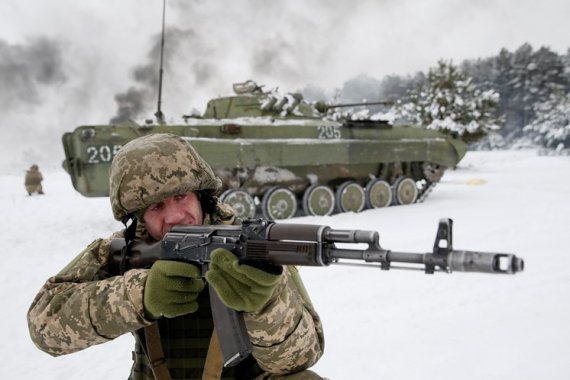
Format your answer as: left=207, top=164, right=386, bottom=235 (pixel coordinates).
left=109, top=87, right=152, bottom=124
left=0, top=0, right=568, bottom=174
left=0, top=37, right=66, bottom=109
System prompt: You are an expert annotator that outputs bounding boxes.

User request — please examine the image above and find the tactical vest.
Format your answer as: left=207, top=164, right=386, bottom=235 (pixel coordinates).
left=129, top=286, right=264, bottom=380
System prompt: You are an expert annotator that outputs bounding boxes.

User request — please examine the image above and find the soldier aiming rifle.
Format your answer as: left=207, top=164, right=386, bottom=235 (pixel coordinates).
left=28, top=133, right=522, bottom=380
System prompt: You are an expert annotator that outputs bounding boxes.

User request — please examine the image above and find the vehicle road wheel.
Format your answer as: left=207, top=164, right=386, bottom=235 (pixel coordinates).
left=392, top=176, right=418, bottom=205
left=422, top=162, right=446, bottom=182
left=261, top=186, right=298, bottom=220
left=335, top=181, right=365, bottom=213
left=220, top=189, right=256, bottom=219
left=365, top=179, right=392, bottom=209
left=302, top=184, right=335, bottom=216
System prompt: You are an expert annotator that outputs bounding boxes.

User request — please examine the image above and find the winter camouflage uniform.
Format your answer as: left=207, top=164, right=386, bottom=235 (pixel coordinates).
left=25, top=164, right=44, bottom=195
left=27, top=134, right=324, bottom=379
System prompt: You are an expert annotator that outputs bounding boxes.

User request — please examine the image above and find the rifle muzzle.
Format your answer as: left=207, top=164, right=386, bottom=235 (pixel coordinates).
left=448, top=251, right=524, bottom=274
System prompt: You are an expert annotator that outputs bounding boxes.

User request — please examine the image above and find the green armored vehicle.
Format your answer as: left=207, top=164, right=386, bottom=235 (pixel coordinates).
left=62, top=81, right=467, bottom=220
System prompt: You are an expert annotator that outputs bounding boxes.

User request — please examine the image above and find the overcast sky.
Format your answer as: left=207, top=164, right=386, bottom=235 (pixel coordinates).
left=0, top=0, right=569, bottom=171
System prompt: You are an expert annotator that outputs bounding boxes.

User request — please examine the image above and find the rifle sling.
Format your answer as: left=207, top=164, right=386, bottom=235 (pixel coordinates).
left=144, top=324, right=172, bottom=380
left=202, top=329, right=224, bottom=380
left=143, top=324, right=224, bottom=380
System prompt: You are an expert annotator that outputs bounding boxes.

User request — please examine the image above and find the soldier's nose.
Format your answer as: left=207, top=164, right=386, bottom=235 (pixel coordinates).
left=163, top=206, right=186, bottom=225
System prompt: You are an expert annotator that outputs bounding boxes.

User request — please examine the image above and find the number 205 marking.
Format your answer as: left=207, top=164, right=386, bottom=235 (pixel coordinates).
left=317, top=125, right=341, bottom=139
left=86, top=145, right=123, bottom=163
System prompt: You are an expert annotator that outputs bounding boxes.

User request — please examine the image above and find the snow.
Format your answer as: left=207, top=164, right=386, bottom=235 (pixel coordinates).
left=2, top=150, right=569, bottom=379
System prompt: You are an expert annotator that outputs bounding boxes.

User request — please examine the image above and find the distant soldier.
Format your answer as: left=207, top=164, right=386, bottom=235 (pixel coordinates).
left=25, top=164, right=44, bottom=196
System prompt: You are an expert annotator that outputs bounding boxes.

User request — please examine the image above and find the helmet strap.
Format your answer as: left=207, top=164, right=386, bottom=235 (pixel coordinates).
left=198, top=191, right=217, bottom=220
left=119, top=214, right=138, bottom=275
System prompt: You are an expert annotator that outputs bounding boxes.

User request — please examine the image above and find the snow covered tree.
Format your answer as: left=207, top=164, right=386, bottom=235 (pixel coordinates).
left=400, top=60, right=501, bottom=144
left=524, top=91, right=570, bottom=150
left=507, top=45, right=567, bottom=130
left=463, top=44, right=569, bottom=143
left=563, top=48, right=570, bottom=88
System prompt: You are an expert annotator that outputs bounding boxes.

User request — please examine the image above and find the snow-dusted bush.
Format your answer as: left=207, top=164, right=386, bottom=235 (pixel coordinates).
left=399, top=60, right=502, bottom=143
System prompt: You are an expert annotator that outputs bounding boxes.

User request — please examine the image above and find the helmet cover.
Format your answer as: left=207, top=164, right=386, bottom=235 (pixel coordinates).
left=109, top=133, right=222, bottom=221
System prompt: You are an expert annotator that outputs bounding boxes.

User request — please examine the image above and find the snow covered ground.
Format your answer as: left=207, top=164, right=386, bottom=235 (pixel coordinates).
left=1, top=150, right=568, bottom=379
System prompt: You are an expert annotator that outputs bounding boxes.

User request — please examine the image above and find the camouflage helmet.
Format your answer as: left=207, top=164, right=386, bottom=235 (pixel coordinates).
left=109, top=133, right=222, bottom=221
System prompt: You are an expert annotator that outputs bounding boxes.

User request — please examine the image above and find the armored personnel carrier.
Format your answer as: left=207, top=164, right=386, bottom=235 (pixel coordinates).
left=62, top=80, right=467, bottom=220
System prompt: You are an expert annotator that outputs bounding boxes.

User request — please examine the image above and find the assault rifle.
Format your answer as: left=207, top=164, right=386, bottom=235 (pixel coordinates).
left=109, top=218, right=523, bottom=368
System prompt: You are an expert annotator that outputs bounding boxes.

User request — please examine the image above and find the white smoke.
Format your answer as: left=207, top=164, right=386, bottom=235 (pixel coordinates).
left=0, top=0, right=568, bottom=173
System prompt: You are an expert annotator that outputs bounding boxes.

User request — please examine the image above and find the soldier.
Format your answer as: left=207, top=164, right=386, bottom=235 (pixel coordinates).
left=27, top=133, right=324, bottom=379
left=25, top=164, right=44, bottom=196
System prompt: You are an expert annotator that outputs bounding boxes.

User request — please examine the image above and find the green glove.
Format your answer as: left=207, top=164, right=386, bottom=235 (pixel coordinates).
left=205, top=248, right=283, bottom=313
left=143, top=260, right=205, bottom=319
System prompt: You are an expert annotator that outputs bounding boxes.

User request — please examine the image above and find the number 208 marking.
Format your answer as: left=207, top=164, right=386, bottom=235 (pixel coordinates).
left=86, top=145, right=123, bottom=163
left=317, top=125, right=341, bottom=139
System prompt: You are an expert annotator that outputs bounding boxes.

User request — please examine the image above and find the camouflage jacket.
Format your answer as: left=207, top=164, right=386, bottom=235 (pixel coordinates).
left=27, top=214, right=324, bottom=378
left=25, top=169, right=43, bottom=186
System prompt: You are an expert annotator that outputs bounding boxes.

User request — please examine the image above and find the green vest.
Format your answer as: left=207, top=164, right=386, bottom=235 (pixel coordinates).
left=129, top=286, right=264, bottom=380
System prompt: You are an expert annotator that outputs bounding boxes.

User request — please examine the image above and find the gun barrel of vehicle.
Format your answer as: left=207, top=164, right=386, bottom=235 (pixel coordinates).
left=327, top=100, right=395, bottom=109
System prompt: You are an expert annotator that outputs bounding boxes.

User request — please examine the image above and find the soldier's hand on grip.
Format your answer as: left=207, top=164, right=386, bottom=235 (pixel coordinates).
left=205, top=248, right=283, bottom=313
left=143, top=260, right=205, bottom=319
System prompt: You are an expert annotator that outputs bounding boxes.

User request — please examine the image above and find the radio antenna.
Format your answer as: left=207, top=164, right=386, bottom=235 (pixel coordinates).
left=155, top=0, right=166, bottom=123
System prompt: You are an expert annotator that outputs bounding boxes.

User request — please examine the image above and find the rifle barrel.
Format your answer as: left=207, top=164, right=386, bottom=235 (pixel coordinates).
left=327, top=248, right=523, bottom=274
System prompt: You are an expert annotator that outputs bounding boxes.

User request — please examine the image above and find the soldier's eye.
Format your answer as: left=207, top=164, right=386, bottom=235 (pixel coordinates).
left=174, top=194, right=187, bottom=202
left=148, top=202, right=164, bottom=212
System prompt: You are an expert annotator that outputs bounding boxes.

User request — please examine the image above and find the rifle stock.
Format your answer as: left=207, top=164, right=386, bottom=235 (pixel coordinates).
left=108, top=218, right=524, bottom=367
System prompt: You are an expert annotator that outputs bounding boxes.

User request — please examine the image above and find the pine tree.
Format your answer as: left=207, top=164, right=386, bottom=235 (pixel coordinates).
left=464, top=44, right=569, bottom=142
left=524, top=91, right=570, bottom=150
left=400, top=60, right=501, bottom=144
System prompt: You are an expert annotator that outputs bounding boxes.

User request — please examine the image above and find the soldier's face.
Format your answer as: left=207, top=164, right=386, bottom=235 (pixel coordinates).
left=144, top=192, right=203, bottom=240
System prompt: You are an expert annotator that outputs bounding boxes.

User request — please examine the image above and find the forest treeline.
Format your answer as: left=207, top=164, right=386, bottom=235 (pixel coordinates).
left=305, top=43, right=570, bottom=150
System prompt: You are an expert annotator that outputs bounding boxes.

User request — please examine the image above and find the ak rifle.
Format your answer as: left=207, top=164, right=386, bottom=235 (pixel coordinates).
left=109, top=218, right=523, bottom=367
